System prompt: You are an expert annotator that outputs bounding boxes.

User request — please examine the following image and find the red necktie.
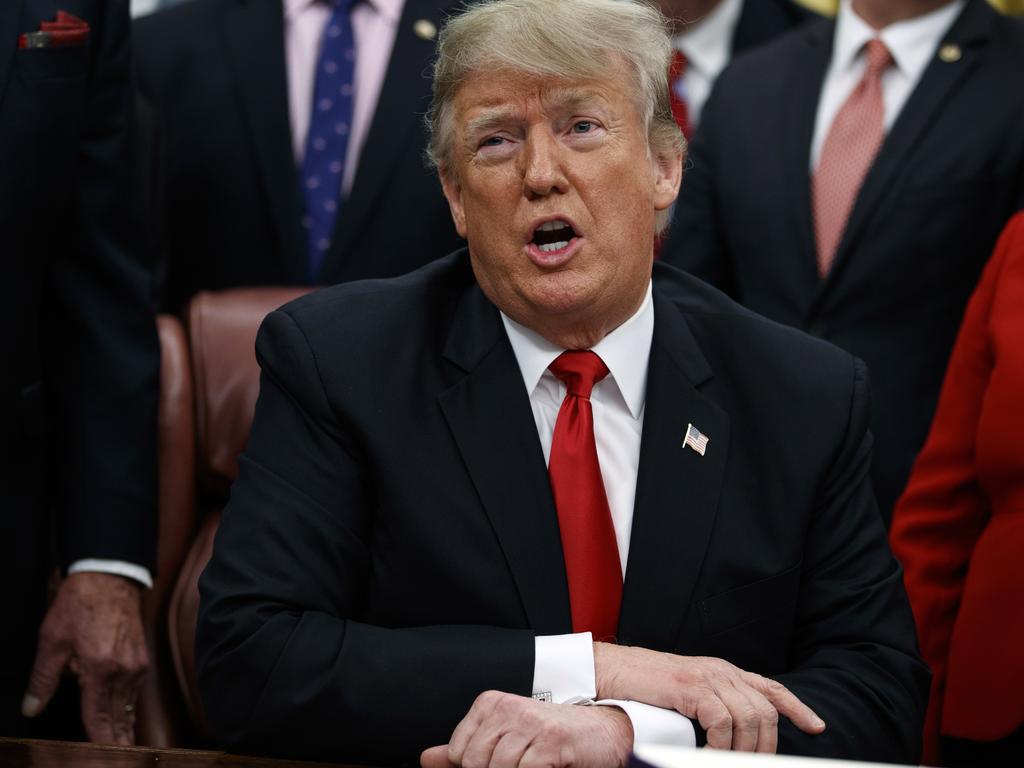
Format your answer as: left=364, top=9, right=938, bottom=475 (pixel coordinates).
left=547, top=351, right=622, bottom=642
left=668, top=49, right=693, bottom=141
left=813, top=38, right=894, bottom=277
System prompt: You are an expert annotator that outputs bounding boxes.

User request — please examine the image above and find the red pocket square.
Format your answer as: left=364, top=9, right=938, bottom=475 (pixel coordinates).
left=18, top=11, right=90, bottom=49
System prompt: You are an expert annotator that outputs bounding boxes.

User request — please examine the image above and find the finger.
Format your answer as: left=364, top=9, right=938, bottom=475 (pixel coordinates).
left=459, top=712, right=505, bottom=768
left=109, top=676, right=142, bottom=746
left=489, top=727, right=533, bottom=768
left=422, top=745, right=455, bottom=768
left=79, top=672, right=116, bottom=744
left=745, top=674, right=825, bottom=735
left=22, top=633, right=72, bottom=718
left=518, top=739, right=560, bottom=768
left=448, top=692, right=502, bottom=766
left=715, top=681, right=759, bottom=752
left=746, top=689, right=779, bottom=754
left=694, top=690, right=733, bottom=750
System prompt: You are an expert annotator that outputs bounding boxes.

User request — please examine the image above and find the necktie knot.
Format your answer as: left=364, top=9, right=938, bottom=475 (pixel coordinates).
left=549, top=351, right=609, bottom=400
left=864, top=38, right=893, bottom=78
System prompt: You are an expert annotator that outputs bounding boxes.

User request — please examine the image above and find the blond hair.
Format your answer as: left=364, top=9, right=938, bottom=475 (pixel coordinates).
left=426, top=0, right=684, bottom=232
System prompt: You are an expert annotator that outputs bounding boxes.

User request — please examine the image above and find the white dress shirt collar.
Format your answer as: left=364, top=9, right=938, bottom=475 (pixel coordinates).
left=675, top=0, right=744, bottom=83
left=832, top=0, right=966, bottom=81
left=501, top=281, right=654, bottom=420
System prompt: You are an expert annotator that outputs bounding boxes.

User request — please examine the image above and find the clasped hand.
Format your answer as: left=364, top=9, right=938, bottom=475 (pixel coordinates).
left=422, top=644, right=826, bottom=768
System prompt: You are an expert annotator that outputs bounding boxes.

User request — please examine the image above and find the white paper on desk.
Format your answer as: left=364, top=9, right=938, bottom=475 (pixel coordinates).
left=636, top=744, right=931, bottom=768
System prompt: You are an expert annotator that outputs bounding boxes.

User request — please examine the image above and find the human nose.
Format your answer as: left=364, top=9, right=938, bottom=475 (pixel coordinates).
left=520, top=129, right=569, bottom=199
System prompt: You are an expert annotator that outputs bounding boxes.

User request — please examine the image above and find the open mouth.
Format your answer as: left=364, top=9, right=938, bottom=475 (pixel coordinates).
left=530, top=219, right=579, bottom=253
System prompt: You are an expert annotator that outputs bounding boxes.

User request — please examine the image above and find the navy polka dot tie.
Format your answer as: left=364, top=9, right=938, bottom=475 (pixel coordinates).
left=301, top=0, right=357, bottom=281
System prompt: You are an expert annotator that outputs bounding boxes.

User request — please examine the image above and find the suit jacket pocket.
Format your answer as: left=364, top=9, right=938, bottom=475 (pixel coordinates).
left=698, top=563, right=802, bottom=636
left=17, top=42, right=90, bottom=82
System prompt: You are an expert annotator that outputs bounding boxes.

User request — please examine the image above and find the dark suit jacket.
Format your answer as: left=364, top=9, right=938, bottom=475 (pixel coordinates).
left=197, top=252, right=929, bottom=765
left=135, top=0, right=464, bottom=311
left=0, top=0, right=158, bottom=728
left=662, top=0, right=1024, bottom=521
left=732, top=0, right=816, bottom=54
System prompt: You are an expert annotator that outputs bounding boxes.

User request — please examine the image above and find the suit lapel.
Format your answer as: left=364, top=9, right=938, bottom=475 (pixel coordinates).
left=814, top=0, right=995, bottom=309
left=618, top=286, right=730, bottom=651
left=438, top=281, right=572, bottom=635
left=223, top=0, right=306, bottom=283
left=0, top=1, right=24, bottom=110
left=320, top=0, right=448, bottom=280
left=782, top=21, right=833, bottom=314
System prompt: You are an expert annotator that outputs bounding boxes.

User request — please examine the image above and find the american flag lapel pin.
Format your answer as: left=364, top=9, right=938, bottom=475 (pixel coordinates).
left=682, top=423, right=709, bottom=457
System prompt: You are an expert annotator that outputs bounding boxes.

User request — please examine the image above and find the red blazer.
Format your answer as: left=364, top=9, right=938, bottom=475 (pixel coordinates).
left=891, top=211, right=1024, bottom=765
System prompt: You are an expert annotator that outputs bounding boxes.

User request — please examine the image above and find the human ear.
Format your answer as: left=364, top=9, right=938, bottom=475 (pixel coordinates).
left=652, top=143, right=683, bottom=212
left=439, top=167, right=468, bottom=238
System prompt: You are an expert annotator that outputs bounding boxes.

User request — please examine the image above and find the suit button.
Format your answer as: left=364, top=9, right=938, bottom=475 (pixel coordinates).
left=807, top=322, right=828, bottom=339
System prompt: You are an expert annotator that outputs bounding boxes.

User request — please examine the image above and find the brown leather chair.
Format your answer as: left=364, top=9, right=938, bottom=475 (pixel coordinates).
left=138, top=288, right=312, bottom=747
left=137, top=314, right=197, bottom=747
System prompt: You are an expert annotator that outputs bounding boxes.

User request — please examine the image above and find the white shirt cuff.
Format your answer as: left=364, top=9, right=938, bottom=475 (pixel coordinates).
left=532, top=632, right=596, bottom=703
left=596, top=700, right=696, bottom=748
left=67, top=559, right=153, bottom=589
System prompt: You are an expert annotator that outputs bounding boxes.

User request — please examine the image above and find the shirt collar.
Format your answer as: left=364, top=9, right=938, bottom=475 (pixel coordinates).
left=501, top=281, right=654, bottom=421
left=283, top=0, right=317, bottom=22
left=833, top=0, right=966, bottom=80
left=283, top=0, right=405, bottom=24
left=675, top=0, right=743, bottom=80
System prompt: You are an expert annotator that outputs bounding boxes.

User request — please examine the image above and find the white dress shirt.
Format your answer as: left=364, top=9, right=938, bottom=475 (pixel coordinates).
left=284, top=0, right=405, bottom=195
left=673, top=0, right=744, bottom=128
left=501, top=284, right=697, bottom=748
left=810, top=0, right=966, bottom=170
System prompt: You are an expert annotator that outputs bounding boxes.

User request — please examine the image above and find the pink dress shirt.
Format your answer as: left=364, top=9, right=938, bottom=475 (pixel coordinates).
left=284, top=0, right=404, bottom=196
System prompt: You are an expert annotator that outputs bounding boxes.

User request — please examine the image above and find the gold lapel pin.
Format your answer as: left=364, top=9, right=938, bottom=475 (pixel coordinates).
left=938, top=44, right=962, bottom=64
left=413, top=19, right=437, bottom=41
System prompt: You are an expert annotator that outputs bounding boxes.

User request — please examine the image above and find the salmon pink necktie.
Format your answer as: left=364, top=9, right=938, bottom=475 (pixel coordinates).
left=547, top=351, right=622, bottom=642
left=813, top=38, right=894, bottom=277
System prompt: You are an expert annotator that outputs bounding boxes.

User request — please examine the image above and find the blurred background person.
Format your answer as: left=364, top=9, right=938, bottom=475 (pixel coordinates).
left=662, top=0, right=1024, bottom=523
left=1, top=0, right=158, bottom=744
left=135, top=0, right=464, bottom=312
left=890, top=212, right=1024, bottom=768
left=656, top=0, right=818, bottom=139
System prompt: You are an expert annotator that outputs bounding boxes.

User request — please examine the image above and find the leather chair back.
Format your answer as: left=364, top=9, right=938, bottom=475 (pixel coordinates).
left=139, top=288, right=312, bottom=746
left=137, top=315, right=198, bottom=747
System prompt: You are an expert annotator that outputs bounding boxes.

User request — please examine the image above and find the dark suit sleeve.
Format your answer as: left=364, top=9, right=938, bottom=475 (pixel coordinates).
left=43, top=0, right=158, bottom=571
left=661, top=82, right=738, bottom=296
left=775, top=359, right=929, bottom=763
left=197, top=310, right=535, bottom=765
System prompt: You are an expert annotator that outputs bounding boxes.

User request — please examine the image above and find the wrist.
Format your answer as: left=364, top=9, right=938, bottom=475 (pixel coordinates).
left=594, top=705, right=634, bottom=767
left=593, top=641, right=621, bottom=700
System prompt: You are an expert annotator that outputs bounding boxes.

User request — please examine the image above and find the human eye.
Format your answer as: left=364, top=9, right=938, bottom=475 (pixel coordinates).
left=480, top=135, right=507, bottom=148
left=571, top=120, right=595, bottom=134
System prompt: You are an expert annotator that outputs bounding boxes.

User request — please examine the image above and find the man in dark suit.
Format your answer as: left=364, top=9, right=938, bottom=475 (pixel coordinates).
left=135, top=0, right=464, bottom=311
left=662, top=0, right=1024, bottom=522
left=657, top=0, right=816, bottom=134
left=197, top=0, right=928, bottom=764
left=1, top=0, right=158, bottom=744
